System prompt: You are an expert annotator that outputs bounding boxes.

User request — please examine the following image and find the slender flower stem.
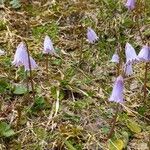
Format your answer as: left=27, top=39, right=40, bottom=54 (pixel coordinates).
left=107, top=103, right=119, bottom=139
left=108, top=50, right=121, bottom=140
left=143, top=62, right=148, bottom=100
left=46, top=54, right=49, bottom=79
left=25, top=42, right=35, bottom=100
left=25, top=71, right=29, bottom=94
left=116, top=61, right=120, bottom=77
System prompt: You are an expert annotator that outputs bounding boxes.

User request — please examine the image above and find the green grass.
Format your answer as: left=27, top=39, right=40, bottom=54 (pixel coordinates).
left=0, top=0, right=150, bottom=149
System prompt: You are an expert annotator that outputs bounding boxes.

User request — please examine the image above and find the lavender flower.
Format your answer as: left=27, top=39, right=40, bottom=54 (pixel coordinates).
left=12, top=42, right=38, bottom=71
left=43, top=35, right=55, bottom=55
left=125, top=0, right=135, bottom=10
left=124, top=63, right=133, bottom=76
left=125, top=42, right=137, bottom=64
left=111, top=52, right=119, bottom=63
left=87, top=27, right=99, bottom=44
left=23, top=56, right=38, bottom=71
left=137, top=45, right=150, bottom=62
left=109, top=75, right=124, bottom=103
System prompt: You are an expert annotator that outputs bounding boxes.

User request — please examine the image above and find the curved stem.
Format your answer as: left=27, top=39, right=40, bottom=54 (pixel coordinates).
left=107, top=103, right=119, bottom=139
left=25, top=42, right=35, bottom=100
left=143, top=62, right=148, bottom=101
left=25, top=70, right=29, bottom=94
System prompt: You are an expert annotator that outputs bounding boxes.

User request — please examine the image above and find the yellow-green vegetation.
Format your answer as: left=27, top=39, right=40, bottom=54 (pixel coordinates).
left=0, top=0, right=150, bottom=149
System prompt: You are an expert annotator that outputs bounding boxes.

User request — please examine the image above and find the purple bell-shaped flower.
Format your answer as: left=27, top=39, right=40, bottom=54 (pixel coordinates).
left=87, top=27, right=99, bottom=44
left=137, top=45, right=150, bottom=62
left=111, top=52, right=119, bottom=63
left=125, top=42, right=137, bottom=64
left=12, top=42, right=38, bottom=71
left=43, top=35, right=56, bottom=55
left=125, top=0, right=135, bottom=10
left=109, top=75, right=124, bottom=103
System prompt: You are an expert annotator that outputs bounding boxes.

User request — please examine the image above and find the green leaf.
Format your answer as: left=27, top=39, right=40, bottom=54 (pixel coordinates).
left=64, top=140, right=77, bottom=150
left=34, top=127, right=47, bottom=139
left=0, top=0, right=5, bottom=5
left=31, top=96, right=47, bottom=112
left=137, top=106, right=147, bottom=115
left=51, top=86, right=64, bottom=100
left=143, top=29, right=150, bottom=36
left=10, top=0, right=21, bottom=9
left=52, top=58, right=62, bottom=65
left=0, top=20, right=7, bottom=30
left=31, top=96, right=49, bottom=112
left=101, top=126, right=109, bottom=134
left=121, top=131, right=129, bottom=148
left=109, top=139, right=124, bottom=150
left=3, top=129, right=15, bottom=137
left=0, top=122, right=15, bottom=137
left=63, top=112, right=80, bottom=123
left=13, top=85, right=27, bottom=95
left=126, top=119, right=141, bottom=134
left=0, top=79, right=8, bottom=93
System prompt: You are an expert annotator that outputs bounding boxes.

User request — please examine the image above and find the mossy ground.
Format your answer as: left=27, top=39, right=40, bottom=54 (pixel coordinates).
left=0, top=0, right=150, bottom=149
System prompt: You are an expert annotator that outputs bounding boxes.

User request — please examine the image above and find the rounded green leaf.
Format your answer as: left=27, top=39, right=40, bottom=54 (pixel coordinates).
left=126, top=120, right=141, bottom=134
left=13, top=85, right=27, bottom=95
left=109, top=139, right=124, bottom=150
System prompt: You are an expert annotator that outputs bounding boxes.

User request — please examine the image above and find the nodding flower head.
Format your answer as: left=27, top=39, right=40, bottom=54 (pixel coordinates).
left=137, top=45, right=150, bottom=62
left=111, top=52, right=119, bottom=63
left=12, top=42, right=38, bottom=71
left=23, top=56, right=38, bottom=71
left=43, top=35, right=55, bottom=55
left=12, top=42, right=28, bottom=67
left=125, top=0, right=135, bottom=10
left=124, top=63, right=133, bottom=76
left=87, top=27, right=99, bottom=44
left=109, top=75, right=124, bottom=103
left=125, top=42, right=137, bottom=64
